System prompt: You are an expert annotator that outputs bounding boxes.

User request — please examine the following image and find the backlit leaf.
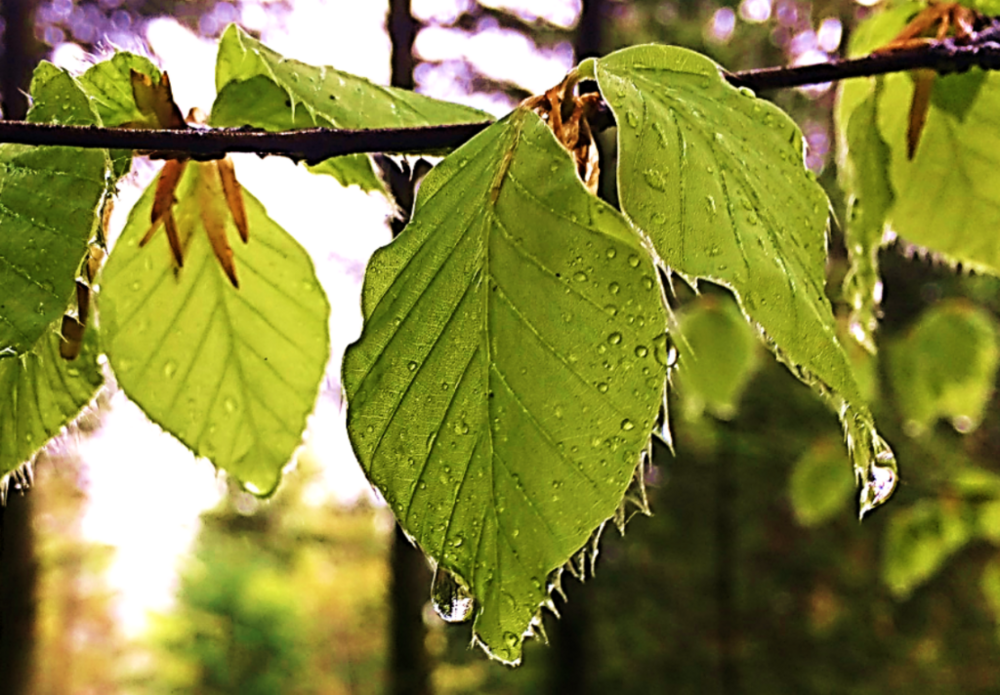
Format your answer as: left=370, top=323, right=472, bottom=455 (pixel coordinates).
left=98, top=163, right=330, bottom=495
left=78, top=52, right=163, bottom=127
left=0, top=64, right=107, bottom=355
left=343, top=109, right=666, bottom=663
left=586, top=45, right=895, bottom=515
left=210, top=25, right=492, bottom=192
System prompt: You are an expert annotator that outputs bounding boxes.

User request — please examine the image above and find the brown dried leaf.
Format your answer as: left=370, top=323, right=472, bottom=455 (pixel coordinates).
left=216, top=156, right=249, bottom=243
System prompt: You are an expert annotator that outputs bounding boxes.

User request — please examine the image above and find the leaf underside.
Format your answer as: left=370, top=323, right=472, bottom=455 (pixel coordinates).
left=98, top=163, right=330, bottom=495
left=343, top=109, right=667, bottom=663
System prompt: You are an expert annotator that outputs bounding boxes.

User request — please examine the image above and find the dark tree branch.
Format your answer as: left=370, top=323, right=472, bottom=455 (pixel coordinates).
left=3, top=33, right=1000, bottom=159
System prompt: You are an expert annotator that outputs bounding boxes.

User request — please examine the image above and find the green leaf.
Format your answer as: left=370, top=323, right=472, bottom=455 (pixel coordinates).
left=674, top=294, right=758, bottom=420
left=78, top=52, right=163, bottom=180
left=0, top=64, right=107, bottom=355
left=888, top=300, right=999, bottom=436
left=343, top=109, right=667, bottom=663
left=883, top=499, right=971, bottom=598
left=210, top=25, right=492, bottom=192
left=788, top=435, right=855, bottom=527
left=98, top=162, right=330, bottom=495
left=837, top=78, right=894, bottom=353
left=77, top=52, right=163, bottom=127
left=0, top=324, right=103, bottom=481
left=980, top=557, right=1000, bottom=642
left=593, top=44, right=896, bottom=516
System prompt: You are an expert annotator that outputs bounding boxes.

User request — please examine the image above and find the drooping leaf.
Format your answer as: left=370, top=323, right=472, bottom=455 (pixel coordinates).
left=883, top=498, right=971, bottom=598
left=836, top=78, right=894, bottom=353
left=674, top=294, right=758, bottom=420
left=343, top=109, right=667, bottom=663
left=584, top=45, right=896, bottom=516
left=0, top=322, right=104, bottom=481
left=789, top=435, right=855, bottom=528
left=0, top=64, right=107, bottom=355
left=98, top=163, right=330, bottom=495
left=210, top=25, right=492, bottom=192
left=888, top=300, right=999, bottom=436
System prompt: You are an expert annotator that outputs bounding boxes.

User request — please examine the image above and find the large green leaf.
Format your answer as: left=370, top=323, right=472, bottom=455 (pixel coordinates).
left=210, top=25, right=492, bottom=192
left=584, top=45, right=896, bottom=516
left=98, top=163, right=330, bottom=495
left=0, top=64, right=107, bottom=355
left=0, top=325, right=103, bottom=481
left=889, top=300, right=999, bottom=436
left=343, top=109, right=667, bottom=663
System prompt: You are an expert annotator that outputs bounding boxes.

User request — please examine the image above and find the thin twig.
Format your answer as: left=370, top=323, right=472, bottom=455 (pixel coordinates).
left=4, top=31, right=1000, bottom=160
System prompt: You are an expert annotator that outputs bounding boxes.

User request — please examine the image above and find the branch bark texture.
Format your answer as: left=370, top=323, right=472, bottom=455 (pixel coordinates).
left=4, top=33, right=1000, bottom=159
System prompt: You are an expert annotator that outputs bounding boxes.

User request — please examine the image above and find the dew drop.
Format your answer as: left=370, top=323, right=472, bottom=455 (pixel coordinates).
left=606, top=248, right=617, bottom=259
left=597, top=382, right=609, bottom=393
left=627, top=255, right=640, bottom=268
left=163, top=360, right=177, bottom=378
left=621, top=419, right=634, bottom=431
left=634, top=345, right=649, bottom=358
left=609, top=281, right=620, bottom=295
left=430, top=566, right=474, bottom=623
left=608, top=332, right=622, bottom=345
left=408, top=360, right=418, bottom=371
left=625, top=110, right=639, bottom=128
left=574, top=271, right=588, bottom=282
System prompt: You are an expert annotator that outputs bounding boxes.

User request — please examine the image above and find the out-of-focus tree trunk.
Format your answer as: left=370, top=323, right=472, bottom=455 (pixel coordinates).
left=383, top=3, right=434, bottom=695
left=0, top=490, right=37, bottom=695
left=1, top=0, right=41, bottom=119
left=0, top=4, right=41, bottom=692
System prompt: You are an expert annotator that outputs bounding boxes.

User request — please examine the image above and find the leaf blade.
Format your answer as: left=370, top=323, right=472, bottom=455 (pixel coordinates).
left=343, top=109, right=667, bottom=662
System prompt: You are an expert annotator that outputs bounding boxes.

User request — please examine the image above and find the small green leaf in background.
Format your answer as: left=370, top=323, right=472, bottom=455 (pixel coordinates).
left=789, top=435, right=855, bottom=527
left=674, top=294, right=758, bottom=420
left=888, top=300, right=999, bottom=436
left=980, top=557, right=1000, bottom=642
left=210, top=25, right=492, bottom=193
left=343, top=109, right=666, bottom=663
left=587, top=45, right=896, bottom=515
left=883, top=498, right=971, bottom=598
left=98, top=163, right=330, bottom=495
left=0, top=325, right=103, bottom=481
left=0, top=63, right=107, bottom=355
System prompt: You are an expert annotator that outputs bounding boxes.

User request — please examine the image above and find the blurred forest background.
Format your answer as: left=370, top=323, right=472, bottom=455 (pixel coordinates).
left=4, top=0, right=1000, bottom=693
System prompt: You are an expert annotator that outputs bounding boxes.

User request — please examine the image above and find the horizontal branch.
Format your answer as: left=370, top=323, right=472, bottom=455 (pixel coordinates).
left=2, top=30, right=1000, bottom=160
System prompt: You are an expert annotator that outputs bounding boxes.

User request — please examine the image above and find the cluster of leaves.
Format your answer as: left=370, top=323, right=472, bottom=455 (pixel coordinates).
left=10, top=0, right=1000, bottom=664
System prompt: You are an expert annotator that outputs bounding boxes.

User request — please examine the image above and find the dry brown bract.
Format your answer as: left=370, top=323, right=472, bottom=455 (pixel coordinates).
left=129, top=69, right=249, bottom=288
left=523, top=74, right=602, bottom=195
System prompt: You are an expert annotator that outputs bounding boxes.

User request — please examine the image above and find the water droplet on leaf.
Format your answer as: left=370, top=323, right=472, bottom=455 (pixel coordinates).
left=430, top=566, right=474, bottom=623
